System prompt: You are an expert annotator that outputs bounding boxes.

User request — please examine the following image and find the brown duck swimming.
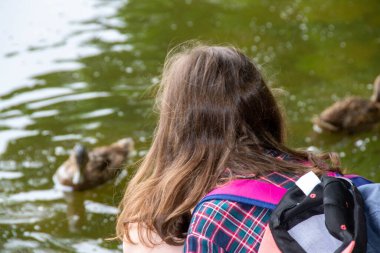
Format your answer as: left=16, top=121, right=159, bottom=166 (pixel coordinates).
left=313, top=75, right=380, bottom=133
left=53, top=138, right=134, bottom=191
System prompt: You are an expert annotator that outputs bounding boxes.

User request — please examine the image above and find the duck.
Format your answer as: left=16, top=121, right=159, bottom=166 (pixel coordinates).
left=53, top=138, right=134, bottom=191
left=313, top=75, right=380, bottom=133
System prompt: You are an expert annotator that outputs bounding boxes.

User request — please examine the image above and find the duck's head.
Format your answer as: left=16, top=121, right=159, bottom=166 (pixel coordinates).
left=371, top=75, right=380, bottom=103
left=72, top=144, right=89, bottom=185
left=115, top=137, right=134, bottom=152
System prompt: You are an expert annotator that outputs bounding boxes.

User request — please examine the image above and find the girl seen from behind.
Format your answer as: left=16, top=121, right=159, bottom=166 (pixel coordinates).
left=116, top=44, right=341, bottom=252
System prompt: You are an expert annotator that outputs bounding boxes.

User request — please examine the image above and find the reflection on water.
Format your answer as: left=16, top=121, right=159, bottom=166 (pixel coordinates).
left=3, top=232, right=121, bottom=252
left=0, top=0, right=122, bottom=96
left=0, top=0, right=130, bottom=251
left=84, top=200, right=119, bottom=215
left=27, top=92, right=110, bottom=109
left=5, top=189, right=64, bottom=203
left=0, top=171, right=23, bottom=180
left=0, top=0, right=380, bottom=251
left=0, top=130, right=39, bottom=154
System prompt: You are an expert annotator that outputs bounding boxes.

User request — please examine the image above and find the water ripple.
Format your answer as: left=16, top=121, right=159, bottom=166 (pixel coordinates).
left=0, top=171, right=23, bottom=180
left=80, top=108, right=115, bottom=119
left=84, top=200, right=119, bottom=215
left=0, top=129, right=39, bottom=154
left=27, top=92, right=110, bottom=109
left=5, top=189, right=64, bottom=203
left=0, top=115, right=34, bottom=129
left=0, top=87, right=72, bottom=110
left=30, top=109, right=59, bottom=118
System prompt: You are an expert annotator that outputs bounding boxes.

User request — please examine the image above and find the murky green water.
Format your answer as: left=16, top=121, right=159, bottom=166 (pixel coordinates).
left=1, top=0, right=380, bottom=252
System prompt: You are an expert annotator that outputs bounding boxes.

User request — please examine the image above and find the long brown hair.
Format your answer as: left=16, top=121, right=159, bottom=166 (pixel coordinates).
left=116, top=43, right=340, bottom=246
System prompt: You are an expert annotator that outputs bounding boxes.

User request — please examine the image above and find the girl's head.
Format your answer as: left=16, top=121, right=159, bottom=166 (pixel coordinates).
left=157, top=45, right=285, bottom=155
left=117, top=44, right=338, bottom=246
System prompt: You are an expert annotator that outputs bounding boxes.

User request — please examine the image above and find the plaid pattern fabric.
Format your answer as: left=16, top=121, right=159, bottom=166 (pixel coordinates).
left=184, top=172, right=300, bottom=253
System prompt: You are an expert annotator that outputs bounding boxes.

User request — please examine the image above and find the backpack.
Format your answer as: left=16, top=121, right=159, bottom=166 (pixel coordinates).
left=358, top=183, right=380, bottom=253
left=196, top=172, right=374, bottom=253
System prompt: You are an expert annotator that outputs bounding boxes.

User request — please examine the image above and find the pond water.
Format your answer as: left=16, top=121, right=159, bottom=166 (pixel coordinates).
left=1, top=0, right=380, bottom=252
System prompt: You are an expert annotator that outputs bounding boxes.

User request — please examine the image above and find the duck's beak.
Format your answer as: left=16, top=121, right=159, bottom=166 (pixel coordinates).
left=74, top=144, right=88, bottom=165
left=72, top=144, right=89, bottom=185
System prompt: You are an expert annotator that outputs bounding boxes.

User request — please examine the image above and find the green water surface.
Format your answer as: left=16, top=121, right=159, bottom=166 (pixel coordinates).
left=0, top=0, right=380, bottom=252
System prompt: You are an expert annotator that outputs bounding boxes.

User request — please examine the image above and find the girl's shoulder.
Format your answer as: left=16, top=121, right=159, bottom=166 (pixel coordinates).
left=185, top=171, right=300, bottom=252
left=255, top=171, right=300, bottom=190
left=187, top=172, right=299, bottom=252
left=187, top=199, right=271, bottom=253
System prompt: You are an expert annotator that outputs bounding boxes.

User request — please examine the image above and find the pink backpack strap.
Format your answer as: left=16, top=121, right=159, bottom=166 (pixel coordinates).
left=195, top=173, right=372, bottom=213
left=194, top=179, right=287, bottom=212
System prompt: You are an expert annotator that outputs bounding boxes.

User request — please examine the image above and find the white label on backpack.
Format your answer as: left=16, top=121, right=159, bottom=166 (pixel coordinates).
left=296, top=171, right=321, bottom=196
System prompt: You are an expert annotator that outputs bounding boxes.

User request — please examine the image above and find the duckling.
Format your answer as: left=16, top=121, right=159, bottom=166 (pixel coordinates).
left=313, top=75, right=380, bottom=133
left=53, top=138, right=134, bottom=191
